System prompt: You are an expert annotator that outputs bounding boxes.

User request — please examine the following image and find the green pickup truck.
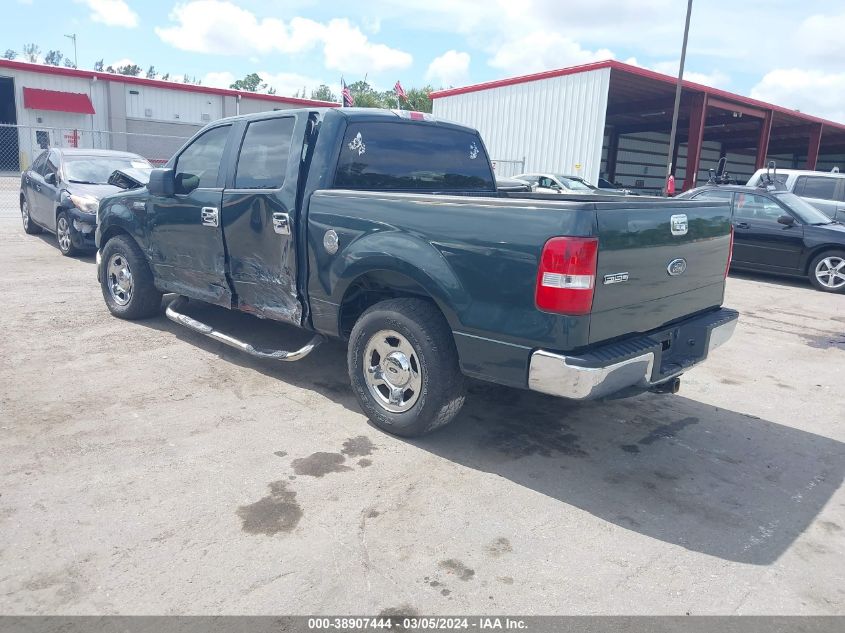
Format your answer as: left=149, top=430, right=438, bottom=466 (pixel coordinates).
left=95, top=108, right=737, bottom=436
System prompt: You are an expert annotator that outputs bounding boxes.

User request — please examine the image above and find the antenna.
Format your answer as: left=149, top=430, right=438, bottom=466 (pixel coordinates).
left=64, top=33, right=78, bottom=68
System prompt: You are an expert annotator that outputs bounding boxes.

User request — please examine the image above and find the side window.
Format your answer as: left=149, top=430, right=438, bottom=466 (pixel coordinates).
left=692, top=190, right=734, bottom=210
left=44, top=152, right=59, bottom=181
left=174, top=125, right=231, bottom=194
left=30, top=152, right=47, bottom=175
left=734, top=193, right=783, bottom=221
left=794, top=176, right=807, bottom=196
left=800, top=176, right=838, bottom=201
left=234, top=117, right=295, bottom=189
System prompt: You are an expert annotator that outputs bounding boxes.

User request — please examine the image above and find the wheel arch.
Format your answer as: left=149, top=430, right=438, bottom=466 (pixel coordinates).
left=803, top=244, right=845, bottom=275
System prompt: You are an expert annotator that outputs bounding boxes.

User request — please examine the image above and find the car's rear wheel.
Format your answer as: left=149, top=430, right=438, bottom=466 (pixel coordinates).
left=100, top=235, right=163, bottom=319
left=348, top=298, right=466, bottom=437
left=20, top=196, right=41, bottom=235
left=809, top=250, right=845, bottom=293
left=56, top=211, right=79, bottom=256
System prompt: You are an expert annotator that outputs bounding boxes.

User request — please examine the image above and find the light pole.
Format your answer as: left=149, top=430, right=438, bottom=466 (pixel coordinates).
left=664, top=0, right=693, bottom=196
left=64, top=33, right=78, bottom=68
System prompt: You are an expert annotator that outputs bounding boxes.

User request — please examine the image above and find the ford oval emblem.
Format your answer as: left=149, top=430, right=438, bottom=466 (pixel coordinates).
left=667, top=258, right=687, bottom=276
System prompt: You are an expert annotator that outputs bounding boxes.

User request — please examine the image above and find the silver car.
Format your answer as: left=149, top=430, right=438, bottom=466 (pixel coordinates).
left=746, top=168, right=845, bottom=221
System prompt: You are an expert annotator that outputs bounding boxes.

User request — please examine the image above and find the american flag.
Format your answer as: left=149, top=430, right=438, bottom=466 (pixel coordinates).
left=394, top=80, right=407, bottom=101
left=342, top=79, right=354, bottom=107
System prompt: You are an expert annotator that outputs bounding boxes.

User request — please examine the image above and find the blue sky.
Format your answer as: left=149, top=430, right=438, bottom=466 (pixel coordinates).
left=4, top=0, right=845, bottom=121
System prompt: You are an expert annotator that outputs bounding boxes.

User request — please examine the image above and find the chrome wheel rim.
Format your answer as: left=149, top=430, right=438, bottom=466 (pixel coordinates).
left=107, top=253, right=133, bottom=305
left=57, top=216, right=71, bottom=252
left=363, top=329, right=422, bottom=413
left=815, top=256, right=845, bottom=289
left=21, top=200, right=29, bottom=230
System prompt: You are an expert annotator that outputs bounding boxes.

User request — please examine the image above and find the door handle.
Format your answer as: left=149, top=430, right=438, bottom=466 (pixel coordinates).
left=272, top=212, right=291, bottom=235
left=735, top=222, right=750, bottom=229
left=201, top=206, right=219, bottom=227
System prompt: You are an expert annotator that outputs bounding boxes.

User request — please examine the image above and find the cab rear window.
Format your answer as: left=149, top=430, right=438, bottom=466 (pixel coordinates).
left=334, top=121, right=495, bottom=192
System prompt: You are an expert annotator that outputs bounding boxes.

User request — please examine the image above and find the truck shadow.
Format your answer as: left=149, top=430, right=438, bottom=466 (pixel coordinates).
left=139, top=298, right=845, bottom=566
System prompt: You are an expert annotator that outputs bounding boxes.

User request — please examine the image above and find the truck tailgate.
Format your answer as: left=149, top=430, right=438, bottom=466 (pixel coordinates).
left=589, top=200, right=732, bottom=345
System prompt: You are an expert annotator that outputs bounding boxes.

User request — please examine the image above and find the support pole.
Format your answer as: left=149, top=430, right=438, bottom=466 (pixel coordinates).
left=755, top=110, right=773, bottom=170
left=806, top=123, right=823, bottom=170
left=664, top=0, right=694, bottom=196
left=682, top=93, right=707, bottom=191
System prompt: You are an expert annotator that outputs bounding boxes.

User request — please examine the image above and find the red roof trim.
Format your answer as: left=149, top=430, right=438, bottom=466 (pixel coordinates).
left=23, top=87, right=95, bottom=114
left=430, top=59, right=845, bottom=133
left=0, top=59, right=339, bottom=108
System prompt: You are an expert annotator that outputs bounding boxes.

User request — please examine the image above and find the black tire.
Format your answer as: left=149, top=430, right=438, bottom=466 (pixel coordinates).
left=56, top=211, right=79, bottom=257
left=100, top=235, right=163, bottom=319
left=20, top=196, right=42, bottom=235
left=808, top=250, right=845, bottom=294
left=348, top=298, right=466, bottom=437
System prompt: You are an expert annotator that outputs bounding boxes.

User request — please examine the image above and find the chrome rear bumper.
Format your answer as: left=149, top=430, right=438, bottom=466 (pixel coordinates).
left=528, top=308, right=738, bottom=400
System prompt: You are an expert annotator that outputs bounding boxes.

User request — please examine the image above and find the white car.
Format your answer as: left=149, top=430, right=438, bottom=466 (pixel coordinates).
left=514, top=173, right=617, bottom=195
left=746, top=168, right=845, bottom=221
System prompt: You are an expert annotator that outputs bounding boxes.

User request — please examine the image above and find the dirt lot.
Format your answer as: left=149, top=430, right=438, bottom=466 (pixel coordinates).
left=0, top=187, right=843, bottom=615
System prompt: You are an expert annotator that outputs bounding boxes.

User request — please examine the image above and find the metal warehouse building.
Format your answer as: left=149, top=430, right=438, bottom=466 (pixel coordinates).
left=431, top=60, right=845, bottom=193
left=0, top=59, right=336, bottom=171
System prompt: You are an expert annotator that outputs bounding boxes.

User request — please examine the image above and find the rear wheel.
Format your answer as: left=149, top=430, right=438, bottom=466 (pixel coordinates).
left=100, top=235, right=162, bottom=319
left=20, top=196, right=41, bottom=235
left=348, top=298, right=466, bottom=437
left=56, top=211, right=79, bottom=256
left=809, top=250, right=845, bottom=293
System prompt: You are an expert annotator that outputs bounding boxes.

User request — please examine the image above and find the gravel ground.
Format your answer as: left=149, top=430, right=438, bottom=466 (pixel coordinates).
left=0, top=184, right=843, bottom=615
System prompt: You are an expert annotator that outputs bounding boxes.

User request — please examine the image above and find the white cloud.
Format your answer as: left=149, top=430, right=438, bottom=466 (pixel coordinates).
left=156, top=1, right=411, bottom=73
left=108, top=58, right=135, bottom=69
left=751, top=69, right=845, bottom=123
left=80, top=0, right=139, bottom=28
left=425, top=50, right=470, bottom=87
left=202, top=71, right=235, bottom=89
left=651, top=60, right=730, bottom=89
left=488, top=32, right=614, bottom=75
left=794, top=12, right=845, bottom=68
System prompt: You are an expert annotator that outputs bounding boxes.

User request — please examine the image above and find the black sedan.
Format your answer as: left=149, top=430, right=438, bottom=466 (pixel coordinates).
left=680, top=183, right=845, bottom=293
left=20, top=148, right=152, bottom=256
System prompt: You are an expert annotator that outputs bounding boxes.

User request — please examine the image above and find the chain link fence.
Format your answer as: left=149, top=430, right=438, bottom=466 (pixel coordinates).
left=490, top=157, right=526, bottom=178
left=1, top=124, right=194, bottom=209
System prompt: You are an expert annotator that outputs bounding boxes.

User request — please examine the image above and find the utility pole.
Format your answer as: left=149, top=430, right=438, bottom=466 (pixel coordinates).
left=664, top=0, right=693, bottom=196
left=64, top=33, right=78, bottom=68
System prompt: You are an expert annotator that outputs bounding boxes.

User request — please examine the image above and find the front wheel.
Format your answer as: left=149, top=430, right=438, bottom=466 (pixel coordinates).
left=99, top=235, right=163, bottom=319
left=809, top=250, right=845, bottom=293
left=56, top=211, right=79, bottom=256
left=348, top=298, right=466, bottom=437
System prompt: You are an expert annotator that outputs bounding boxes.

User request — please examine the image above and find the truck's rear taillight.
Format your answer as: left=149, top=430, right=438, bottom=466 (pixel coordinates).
left=725, top=225, right=734, bottom=278
left=535, top=237, right=598, bottom=315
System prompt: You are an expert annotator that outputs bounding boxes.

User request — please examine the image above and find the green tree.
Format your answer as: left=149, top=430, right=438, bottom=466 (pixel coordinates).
left=310, top=84, right=337, bottom=102
left=161, top=73, right=170, bottom=81
left=22, top=43, right=40, bottom=63
left=105, top=65, right=115, bottom=73
left=146, top=65, right=157, bottom=79
left=116, top=64, right=142, bottom=76
left=94, top=59, right=103, bottom=71
left=3, top=49, right=17, bottom=60
left=347, top=80, right=385, bottom=108
left=229, top=72, right=274, bottom=93
left=63, top=58, right=76, bottom=69
left=44, top=50, right=63, bottom=66
left=404, top=85, right=434, bottom=113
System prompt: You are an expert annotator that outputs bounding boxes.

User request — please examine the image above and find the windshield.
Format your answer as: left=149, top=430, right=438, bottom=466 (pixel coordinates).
left=775, top=192, right=833, bottom=224
left=555, top=176, right=595, bottom=191
left=64, top=155, right=152, bottom=184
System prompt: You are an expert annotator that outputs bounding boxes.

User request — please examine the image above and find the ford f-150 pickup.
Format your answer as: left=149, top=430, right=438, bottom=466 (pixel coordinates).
left=95, top=107, right=738, bottom=436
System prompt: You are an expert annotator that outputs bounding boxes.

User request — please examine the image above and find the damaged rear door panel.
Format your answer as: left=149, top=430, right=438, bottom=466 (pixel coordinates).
left=220, top=114, right=306, bottom=325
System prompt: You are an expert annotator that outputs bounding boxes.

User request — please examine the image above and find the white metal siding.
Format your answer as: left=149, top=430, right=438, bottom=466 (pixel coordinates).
left=124, top=84, right=222, bottom=125
left=432, top=68, right=610, bottom=183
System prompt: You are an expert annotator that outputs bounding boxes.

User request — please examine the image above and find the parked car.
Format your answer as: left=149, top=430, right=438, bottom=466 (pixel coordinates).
left=514, top=172, right=620, bottom=195
left=20, top=149, right=152, bottom=256
left=746, top=168, right=845, bottom=221
left=679, top=183, right=845, bottom=293
left=96, top=108, right=736, bottom=437
left=495, top=175, right=532, bottom=192
left=597, top=177, right=635, bottom=195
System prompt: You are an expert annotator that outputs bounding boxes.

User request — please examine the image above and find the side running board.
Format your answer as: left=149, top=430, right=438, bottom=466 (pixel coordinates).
left=165, top=296, right=324, bottom=361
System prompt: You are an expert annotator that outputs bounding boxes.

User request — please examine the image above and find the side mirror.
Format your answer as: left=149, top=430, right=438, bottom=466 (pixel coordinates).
left=44, top=172, right=56, bottom=185
left=148, top=168, right=175, bottom=196
left=777, top=214, right=795, bottom=226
